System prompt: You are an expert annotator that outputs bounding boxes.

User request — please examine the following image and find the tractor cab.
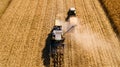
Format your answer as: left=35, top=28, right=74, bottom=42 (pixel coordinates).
left=66, top=7, right=76, bottom=21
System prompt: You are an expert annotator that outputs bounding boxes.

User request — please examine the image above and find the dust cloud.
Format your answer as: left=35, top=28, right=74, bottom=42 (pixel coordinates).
left=61, top=17, right=116, bottom=51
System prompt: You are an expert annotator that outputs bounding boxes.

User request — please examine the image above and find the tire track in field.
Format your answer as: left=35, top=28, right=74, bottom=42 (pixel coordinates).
left=64, top=0, right=75, bottom=67
left=90, top=0, right=120, bottom=66
left=0, top=0, right=22, bottom=40
left=20, top=0, right=48, bottom=67
left=0, top=0, right=28, bottom=67
left=6, top=0, right=38, bottom=67
left=98, top=0, right=120, bottom=38
left=0, top=0, right=35, bottom=67
left=20, top=0, right=56, bottom=66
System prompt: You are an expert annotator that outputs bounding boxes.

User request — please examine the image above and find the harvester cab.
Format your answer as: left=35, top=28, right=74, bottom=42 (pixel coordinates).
left=51, top=19, right=64, bottom=44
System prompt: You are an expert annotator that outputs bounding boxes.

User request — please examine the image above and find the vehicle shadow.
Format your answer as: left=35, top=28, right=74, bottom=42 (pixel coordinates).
left=41, top=30, right=53, bottom=67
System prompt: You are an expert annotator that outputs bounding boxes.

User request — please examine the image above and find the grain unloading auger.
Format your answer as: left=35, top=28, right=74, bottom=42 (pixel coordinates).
left=49, top=7, right=76, bottom=67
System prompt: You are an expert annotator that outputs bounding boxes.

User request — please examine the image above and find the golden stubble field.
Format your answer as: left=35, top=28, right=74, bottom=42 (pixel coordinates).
left=0, top=0, right=120, bottom=67
left=99, top=0, right=120, bottom=38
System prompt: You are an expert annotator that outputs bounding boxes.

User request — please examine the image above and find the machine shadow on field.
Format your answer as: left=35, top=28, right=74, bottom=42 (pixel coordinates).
left=42, top=30, right=53, bottom=67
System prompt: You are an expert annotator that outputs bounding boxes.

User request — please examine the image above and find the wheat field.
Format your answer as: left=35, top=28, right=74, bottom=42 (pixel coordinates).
left=0, top=0, right=120, bottom=67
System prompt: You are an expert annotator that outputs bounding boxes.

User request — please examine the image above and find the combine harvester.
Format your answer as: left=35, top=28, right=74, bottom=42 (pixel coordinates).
left=49, top=8, right=77, bottom=67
